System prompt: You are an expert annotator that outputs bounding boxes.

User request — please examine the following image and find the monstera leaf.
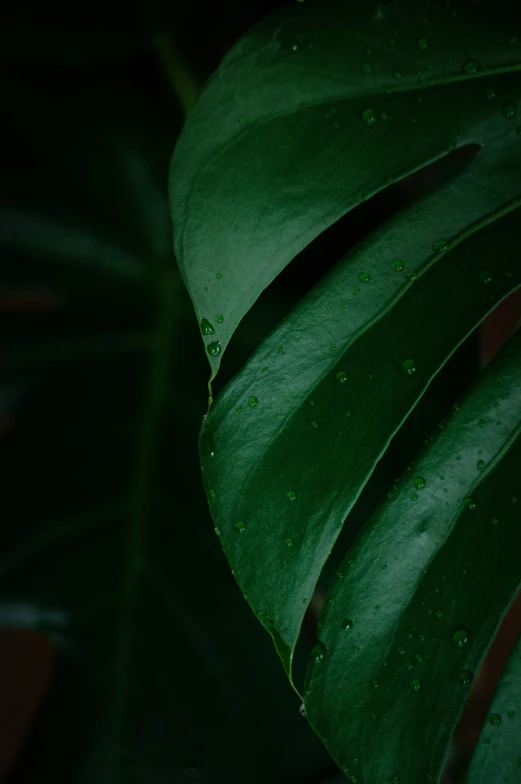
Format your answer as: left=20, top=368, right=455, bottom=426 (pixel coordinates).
left=170, top=0, right=521, bottom=780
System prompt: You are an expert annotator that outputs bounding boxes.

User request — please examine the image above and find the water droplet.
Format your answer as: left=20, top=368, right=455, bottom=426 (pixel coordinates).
left=380, top=111, right=388, bottom=120
left=209, top=488, right=216, bottom=498
left=216, top=272, right=222, bottom=279
left=352, top=287, right=360, bottom=295
left=503, top=102, right=517, bottom=119
left=362, top=62, right=372, bottom=73
left=248, top=396, right=258, bottom=408
left=341, top=618, right=354, bottom=630
left=434, top=239, right=448, bottom=252
left=410, top=678, right=421, bottom=691
left=381, top=563, right=388, bottom=570
left=361, top=108, right=377, bottom=125
left=348, top=559, right=356, bottom=568
left=284, top=537, right=294, bottom=548
left=410, top=492, right=418, bottom=501
left=393, top=259, right=405, bottom=271
left=459, top=670, right=473, bottom=686
left=312, top=641, right=326, bottom=663
left=216, top=315, right=224, bottom=323
left=238, top=114, right=249, bottom=125
left=445, top=140, right=457, bottom=151
left=401, top=359, right=417, bottom=375
left=508, top=710, right=516, bottom=720
left=491, top=517, right=499, bottom=527
left=207, top=341, right=221, bottom=357
left=512, top=496, right=519, bottom=504
left=393, top=69, right=402, bottom=79
left=397, top=645, right=406, bottom=655
left=415, top=653, right=423, bottom=662
left=360, top=272, right=370, bottom=282
left=479, top=418, right=486, bottom=427
left=371, top=678, right=380, bottom=689
left=299, top=703, right=307, bottom=717
left=235, top=405, right=242, bottom=413
left=435, top=610, right=443, bottom=619
left=417, top=37, right=428, bottom=50
left=464, top=497, right=476, bottom=510
left=214, top=526, right=221, bottom=536
left=486, top=86, right=496, bottom=99
left=200, top=317, right=215, bottom=335
left=489, top=713, right=501, bottom=725
left=414, top=477, right=426, bottom=489
left=479, top=270, right=492, bottom=284
left=311, top=421, right=318, bottom=428
left=477, top=459, right=485, bottom=470
left=286, top=490, right=297, bottom=501
left=452, top=629, right=469, bottom=647
left=336, top=371, right=348, bottom=384
left=406, top=661, right=414, bottom=670
left=235, top=520, right=247, bottom=534
left=463, top=60, right=479, bottom=74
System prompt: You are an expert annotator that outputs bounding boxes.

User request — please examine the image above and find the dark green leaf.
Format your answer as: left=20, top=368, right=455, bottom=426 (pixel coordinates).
left=467, top=634, right=521, bottom=784
left=171, top=0, right=521, bottom=377
left=305, top=329, right=521, bottom=783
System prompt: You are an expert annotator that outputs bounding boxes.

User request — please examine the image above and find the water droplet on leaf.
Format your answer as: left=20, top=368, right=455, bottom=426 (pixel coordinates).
left=452, top=629, right=469, bottom=647
left=200, top=318, right=215, bottom=335
left=235, top=520, right=247, bottom=534
left=341, top=618, right=354, bottom=630
left=248, top=396, right=258, bottom=408
left=489, top=713, right=501, bottom=725
left=503, top=102, right=517, bottom=119
left=410, top=678, right=421, bottom=691
left=336, top=371, right=348, bottom=384
left=401, top=359, right=417, bottom=375
left=459, top=670, right=473, bottom=686
left=361, top=108, right=377, bottom=125
left=286, top=490, right=297, bottom=501
left=207, top=341, right=221, bottom=357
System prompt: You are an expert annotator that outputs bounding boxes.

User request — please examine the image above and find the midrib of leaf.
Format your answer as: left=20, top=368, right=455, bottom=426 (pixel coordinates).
left=108, top=269, right=177, bottom=776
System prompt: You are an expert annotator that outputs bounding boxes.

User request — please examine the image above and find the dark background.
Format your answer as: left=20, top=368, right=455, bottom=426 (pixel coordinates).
left=1, top=1, right=520, bottom=782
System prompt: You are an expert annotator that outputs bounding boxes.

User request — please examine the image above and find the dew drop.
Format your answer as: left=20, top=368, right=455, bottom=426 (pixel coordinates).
left=406, top=661, right=414, bottom=671
left=235, top=520, right=247, bottom=534
left=216, top=272, right=222, bottom=279
left=479, top=270, right=493, bottom=284
left=247, top=396, right=258, bottom=408
left=235, top=405, right=242, bottom=413
left=452, top=629, right=469, bottom=647
left=410, top=493, right=418, bottom=501
left=508, top=710, right=516, bottom=720
left=352, top=287, right=360, bottom=295
left=393, top=259, right=405, bottom=271
left=459, top=670, right=473, bottom=686
left=216, top=314, right=224, bottom=323
left=434, top=239, right=448, bottom=252
left=397, top=645, right=406, bottom=655
left=360, top=272, right=370, bottom=282
left=336, top=371, right=348, bottom=384
left=486, top=86, right=496, bottom=99
left=312, top=641, right=326, bottom=663
left=371, top=679, right=380, bottom=689
left=238, top=114, right=249, bottom=125
left=464, top=497, right=476, bottom=510
left=503, top=102, right=517, bottom=119
left=299, top=703, right=307, bottom=717
left=417, top=37, right=428, bottom=50
left=200, top=317, right=215, bottom=335
left=489, top=713, right=502, bottom=725
left=410, top=678, right=421, bottom=691
left=479, top=418, right=486, bottom=427
left=209, top=488, right=216, bottom=498
left=207, top=341, right=221, bottom=357
left=361, top=108, right=377, bottom=125
left=286, top=490, right=297, bottom=501
left=401, top=359, right=417, bottom=375
left=414, top=476, right=426, bottom=489
left=285, top=537, right=293, bottom=547
left=393, top=69, right=402, bottom=79
left=463, top=60, right=479, bottom=74
left=341, top=618, right=354, bottom=630
left=362, top=63, right=372, bottom=73
left=477, top=459, right=485, bottom=470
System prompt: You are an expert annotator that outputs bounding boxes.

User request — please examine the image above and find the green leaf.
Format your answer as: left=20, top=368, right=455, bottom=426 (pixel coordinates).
left=170, top=0, right=521, bottom=780
left=305, top=329, right=521, bottom=783
left=199, top=199, right=521, bottom=675
left=467, top=634, right=521, bottom=784
left=171, top=0, right=521, bottom=378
